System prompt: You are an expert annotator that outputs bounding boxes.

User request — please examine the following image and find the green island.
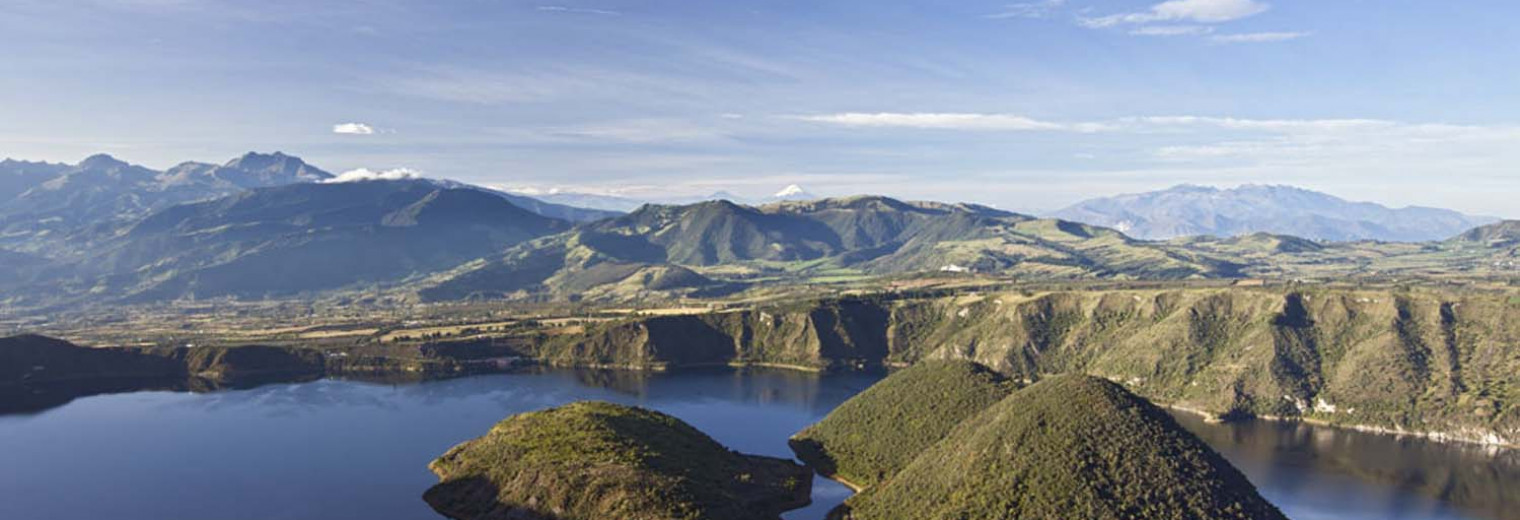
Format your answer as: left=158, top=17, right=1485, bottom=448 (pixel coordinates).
left=423, top=401, right=812, bottom=520
left=789, top=360, right=1018, bottom=488
left=830, top=374, right=1288, bottom=520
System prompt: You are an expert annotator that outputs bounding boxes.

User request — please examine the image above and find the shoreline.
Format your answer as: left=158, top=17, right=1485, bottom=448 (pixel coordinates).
left=1160, top=403, right=1517, bottom=451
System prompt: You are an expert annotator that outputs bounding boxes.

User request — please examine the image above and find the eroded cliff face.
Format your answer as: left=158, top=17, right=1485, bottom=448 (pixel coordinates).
left=547, top=288, right=1520, bottom=446
left=530, top=299, right=888, bottom=371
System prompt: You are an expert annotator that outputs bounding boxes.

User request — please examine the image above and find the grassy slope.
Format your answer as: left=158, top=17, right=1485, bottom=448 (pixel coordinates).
left=424, top=401, right=810, bottom=520
left=789, top=360, right=1017, bottom=488
left=839, top=375, right=1287, bottom=520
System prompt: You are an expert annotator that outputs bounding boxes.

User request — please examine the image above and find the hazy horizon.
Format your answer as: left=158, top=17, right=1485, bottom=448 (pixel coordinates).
left=5, top=0, right=1520, bottom=217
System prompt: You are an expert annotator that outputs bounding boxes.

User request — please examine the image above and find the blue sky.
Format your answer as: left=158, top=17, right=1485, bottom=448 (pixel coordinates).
left=2, top=0, right=1518, bottom=216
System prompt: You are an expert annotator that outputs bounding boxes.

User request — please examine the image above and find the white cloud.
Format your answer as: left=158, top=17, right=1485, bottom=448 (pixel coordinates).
left=1210, top=31, right=1311, bottom=43
left=332, top=122, right=376, bottom=135
left=984, top=0, right=1067, bottom=19
left=1082, top=0, right=1269, bottom=27
left=323, top=167, right=423, bottom=183
left=793, top=112, right=1112, bottom=132
left=1129, top=25, right=1215, bottom=36
left=536, top=5, right=619, bottom=16
left=1151, top=0, right=1268, bottom=22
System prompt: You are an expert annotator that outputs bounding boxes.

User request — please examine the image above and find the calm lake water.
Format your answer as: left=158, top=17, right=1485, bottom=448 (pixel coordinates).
left=0, top=369, right=1515, bottom=520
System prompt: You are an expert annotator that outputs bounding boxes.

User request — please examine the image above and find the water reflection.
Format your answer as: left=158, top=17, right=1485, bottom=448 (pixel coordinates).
left=1172, top=412, right=1520, bottom=520
left=0, top=374, right=325, bottom=416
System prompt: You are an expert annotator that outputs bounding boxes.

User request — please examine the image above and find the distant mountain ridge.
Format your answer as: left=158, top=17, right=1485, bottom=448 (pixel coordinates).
left=415, top=195, right=1236, bottom=301
left=159, top=151, right=332, bottom=190
left=422, top=179, right=620, bottom=222
left=0, top=152, right=624, bottom=258
left=47, top=180, right=566, bottom=303
left=1052, top=184, right=1496, bottom=242
left=0, top=152, right=335, bottom=248
left=1451, top=220, right=1520, bottom=246
left=0, top=159, right=69, bottom=203
left=518, top=183, right=822, bottom=212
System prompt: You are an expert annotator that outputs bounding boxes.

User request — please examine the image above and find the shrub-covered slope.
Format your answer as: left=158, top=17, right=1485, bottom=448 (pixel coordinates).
left=882, top=288, right=1520, bottom=446
left=423, top=401, right=811, bottom=520
left=0, top=334, right=184, bottom=385
left=789, top=360, right=1016, bottom=488
left=836, top=375, right=1287, bottom=520
left=524, top=287, right=1520, bottom=446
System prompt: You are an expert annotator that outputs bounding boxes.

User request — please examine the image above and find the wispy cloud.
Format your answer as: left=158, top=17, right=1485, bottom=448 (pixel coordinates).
left=1147, top=119, right=1520, bottom=167
left=793, top=113, right=1112, bottom=132
left=1081, top=0, right=1269, bottom=27
left=383, top=65, right=730, bottom=105
left=544, top=118, right=734, bottom=143
left=983, top=0, right=1067, bottom=20
left=324, top=167, right=423, bottom=183
left=792, top=113, right=1520, bottom=151
left=1128, top=116, right=1392, bottom=132
left=536, top=5, right=620, bottom=16
left=387, top=68, right=594, bottom=104
left=1070, top=0, right=1308, bottom=43
left=1129, top=25, right=1215, bottom=36
left=1210, top=31, right=1311, bottom=43
left=332, top=122, right=376, bottom=135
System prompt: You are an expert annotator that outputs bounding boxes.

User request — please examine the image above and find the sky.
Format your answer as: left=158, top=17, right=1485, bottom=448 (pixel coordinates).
left=2, top=0, right=1518, bottom=216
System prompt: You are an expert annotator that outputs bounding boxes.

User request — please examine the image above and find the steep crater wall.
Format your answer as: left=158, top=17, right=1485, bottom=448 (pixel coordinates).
left=542, top=288, right=1520, bottom=447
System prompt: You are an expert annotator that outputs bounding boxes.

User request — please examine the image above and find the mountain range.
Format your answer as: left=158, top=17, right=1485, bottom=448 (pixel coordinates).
left=1, top=152, right=1515, bottom=309
left=0, top=153, right=333, bottom=247
left=102, top=180, right=564, bottom=302
left=1052, top=184, right=1497, bottom=242
left=413, top=196, right=1237, bottom=301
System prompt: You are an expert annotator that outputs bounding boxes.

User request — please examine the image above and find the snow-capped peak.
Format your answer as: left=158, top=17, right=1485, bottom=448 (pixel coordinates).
left=774, top=184, right=811, bottom=198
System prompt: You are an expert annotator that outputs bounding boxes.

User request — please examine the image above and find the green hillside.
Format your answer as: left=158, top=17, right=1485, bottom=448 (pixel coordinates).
left=424, top=401, right=811, bottom=520
left=836, top=375, right=1287, bottom=520
left=789, top=360, right=1017, bottom=488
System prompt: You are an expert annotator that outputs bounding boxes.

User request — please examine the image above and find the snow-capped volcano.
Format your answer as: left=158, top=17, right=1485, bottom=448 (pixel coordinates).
left=772, top=184, right=815, bottom=201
